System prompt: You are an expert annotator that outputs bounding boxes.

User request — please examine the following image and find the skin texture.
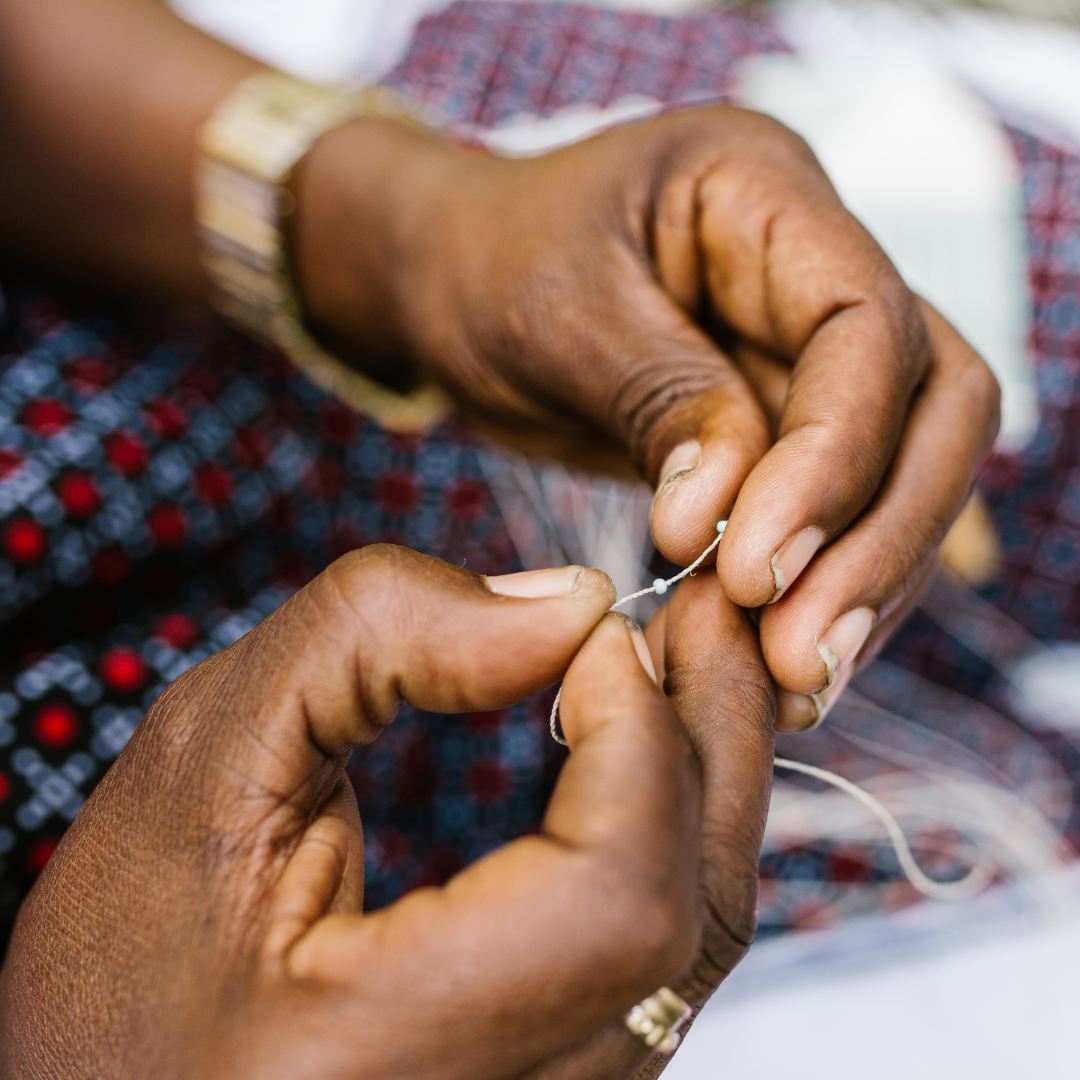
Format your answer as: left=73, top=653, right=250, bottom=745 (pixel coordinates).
left=0, top=0, right=994, bottom=1069
left=0, top=549, right=774, bottom=1079
left=0, top=0, right=999, bottom=717
left=295, top=110, right=999, bottom=715
left=526, top=571, right=776, bottom=1080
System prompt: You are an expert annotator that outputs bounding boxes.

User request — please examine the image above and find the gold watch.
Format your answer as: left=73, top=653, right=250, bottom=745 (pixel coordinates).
left=196, top=70, right=450, bottom=434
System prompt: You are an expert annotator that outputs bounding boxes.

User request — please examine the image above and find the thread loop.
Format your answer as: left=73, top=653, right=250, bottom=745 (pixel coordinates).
left=546, top=518, right=993, bottom=903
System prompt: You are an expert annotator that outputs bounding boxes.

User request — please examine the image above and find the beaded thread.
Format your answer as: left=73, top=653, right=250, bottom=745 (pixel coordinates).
left=547, top=519, right=992, bottom=903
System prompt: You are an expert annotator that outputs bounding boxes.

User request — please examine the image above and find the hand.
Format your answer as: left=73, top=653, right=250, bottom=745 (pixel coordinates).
left=0, top=549, right=707, bottom=1079
left=642, top=569, right=774, bottom=1032
left=0, top=0, right=999, bottom=735
left=297, top=106, right=1000, bottom=729
left=722, top=298, right=998, bottom=729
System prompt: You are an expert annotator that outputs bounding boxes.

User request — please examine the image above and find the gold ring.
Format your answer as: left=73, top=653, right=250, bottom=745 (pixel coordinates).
left=624, top=986, right=692, bottom=1054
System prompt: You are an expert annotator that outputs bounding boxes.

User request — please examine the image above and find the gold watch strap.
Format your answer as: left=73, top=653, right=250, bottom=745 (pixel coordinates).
left=196, top=70, right=450, bottom=434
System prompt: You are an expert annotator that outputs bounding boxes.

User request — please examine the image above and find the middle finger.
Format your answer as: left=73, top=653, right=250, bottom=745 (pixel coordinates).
left=759, top=301, right=1000, bottom=708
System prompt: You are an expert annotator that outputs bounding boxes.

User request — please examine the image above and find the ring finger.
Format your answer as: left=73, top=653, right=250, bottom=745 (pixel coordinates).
left=758, top=300, right=1001, bottom=724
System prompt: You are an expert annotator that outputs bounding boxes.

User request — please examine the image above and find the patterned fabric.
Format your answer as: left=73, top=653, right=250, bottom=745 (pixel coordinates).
left=0, top=288, right=550, bottom=939
left=0, top=2, right=789, bottom=948
left=757, top=129, right=1080, bottom=935
left=982, top=132, right=1080, bottom=637
left=386, top=0, right=787, bottom=126
left=384, top=2, right=1080, bottom=936
left=2, top=0, right=1080, bottom=952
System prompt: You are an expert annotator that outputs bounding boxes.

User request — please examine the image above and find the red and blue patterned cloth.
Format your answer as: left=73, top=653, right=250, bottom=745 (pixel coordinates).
left=2, top=2, right=1079, bottom=947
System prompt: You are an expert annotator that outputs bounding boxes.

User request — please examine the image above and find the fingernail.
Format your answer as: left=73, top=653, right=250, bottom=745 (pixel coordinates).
left=629, top=626, right=658, bottom=685
left=810, top=663, right=856, bottom=725
left=486, top=566, right=583, bottom=598
left=775, top=690, right=820, bottom=733
left=816, top=607, right=874, bottom=689
left=655, top=440, right=701, bottom=492
left=769, top=527, right=825, bottom=603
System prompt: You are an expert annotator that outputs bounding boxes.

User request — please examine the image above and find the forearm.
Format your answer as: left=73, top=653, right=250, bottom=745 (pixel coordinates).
left=0, top=0, right=260, bottom=300
left=0, top=0, right=463, bottom=377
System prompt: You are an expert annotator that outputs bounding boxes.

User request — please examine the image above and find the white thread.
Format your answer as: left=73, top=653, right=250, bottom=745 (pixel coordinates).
left=549, top=520, right=727, bottom=745
left=549, top=686, right=565, bottom=744
left=772, top=757, right=994, bottom=901
left=607, top=519, right=726, bottom=610
left=547, top=518, right=994, bottom=902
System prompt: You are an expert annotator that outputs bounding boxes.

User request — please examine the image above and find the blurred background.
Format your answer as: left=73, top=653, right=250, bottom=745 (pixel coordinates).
left=169, top=1, right=1080, bottom=1075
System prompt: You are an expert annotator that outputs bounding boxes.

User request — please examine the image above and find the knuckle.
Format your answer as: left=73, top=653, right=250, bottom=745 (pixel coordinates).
left=963, top=353, right=1003, bottom=444
left=714, top=670, right=775, bottom=741
left=862, top=514, right=937, bottom=599
left=318, top=545, right=431, bottom=725
left=665, top=664, right=775, bottom=741
left=327, top=541, right=412, bottom=584
left=834, top=436, right=886, bottom=501
left=614, top=361, right=734, bottom=473
left=891, top=288, right=936, bottom=383
left=782, top=422, right=888, bottom=515
left=702, top=117, right=824, bottom=204
left=586, top=866, right=699, bottom=996
left=323, top=544, right=419, bottom=625
left=927, top=307, right=1001, bottom=446
left=682, top=877, right=758, bottom=997
left=617, top=891, right=698, bottom=990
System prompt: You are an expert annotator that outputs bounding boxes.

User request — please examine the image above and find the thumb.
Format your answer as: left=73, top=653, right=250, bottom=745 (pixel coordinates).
left=159, top=545, right=615, bottom=824
left=602, top=288, right=770, bottom=568
left=280, top=612, right=701, bottom=1080
left=646, top=381, right=771, bottom=568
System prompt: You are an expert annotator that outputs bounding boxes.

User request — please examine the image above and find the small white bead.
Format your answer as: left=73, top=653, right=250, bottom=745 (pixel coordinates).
left=716, top=519, right=728, bottom=534
left=652, top=578, right=668, bottom=595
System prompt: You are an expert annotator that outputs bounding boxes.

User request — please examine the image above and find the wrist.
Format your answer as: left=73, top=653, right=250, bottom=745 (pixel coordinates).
left=290, top=115, right=464, bottom=386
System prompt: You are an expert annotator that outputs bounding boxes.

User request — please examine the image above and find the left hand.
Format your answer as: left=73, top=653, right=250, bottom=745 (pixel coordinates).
left=0, top=0, right=1000, bottom=735
left=721, top=299, right=995, bottom=729
left=298, top=106, right=1000, bottom=732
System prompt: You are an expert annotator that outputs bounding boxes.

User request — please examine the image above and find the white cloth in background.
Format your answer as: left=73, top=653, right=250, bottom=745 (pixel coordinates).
left=169, top=0, right=450, bottom=80
left=667, top=911, right=1080, bottom=1080
left=780, top=0, right=1080, bottom=148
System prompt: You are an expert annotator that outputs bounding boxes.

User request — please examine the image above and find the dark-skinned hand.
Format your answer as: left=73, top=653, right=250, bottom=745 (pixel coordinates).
left=524, top=569, right=776, bottom=1080
left=0, top=548, right=777, bottom=1079
left=299, top=107, right=1000, bottom=731
left=0, top=547, right=773, bottom=1078
left=0, top=0, right=999, bottom=729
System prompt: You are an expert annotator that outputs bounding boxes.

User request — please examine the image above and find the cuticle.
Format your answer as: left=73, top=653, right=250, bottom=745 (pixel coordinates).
left=657, top=464, right=696, bottom=494
left=802, top=695, right=824, bottom=731
left=814, top=640, right=839, bottom=693
left=767, top=551, right=786, bottom=605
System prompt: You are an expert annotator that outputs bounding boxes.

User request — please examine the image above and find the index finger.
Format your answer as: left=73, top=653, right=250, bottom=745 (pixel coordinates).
left=651, top=568, right=775, bottom=1007
left=713, top=167, right=929, bottom=607
left=285, top=614, right=702, bottom=1080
